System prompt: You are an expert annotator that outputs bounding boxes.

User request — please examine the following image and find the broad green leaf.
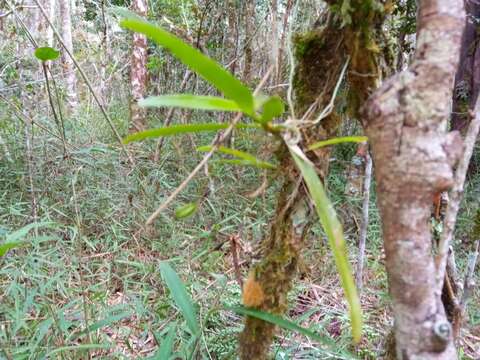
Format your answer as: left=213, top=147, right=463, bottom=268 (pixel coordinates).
left=227, top=306, right=357, bottom=360
left=150, top=323, right=177, bottom=360
left=0, top=241, right=24, bottom=257
left=119, top=16, right=254, bottom=114
left=198, top=146, right=276, bottom=169
left=308, top=136, right=368, bottom=151
left=175, top=203, right=198, bottom=219
left=140, top=95, right=242, bottom=113
left=259, top=96, right=285, bottom=123
left=159, top=262, right=200, bottom=336
left=290, top=151, right=362, bottom=343
left=123, top=123, right=259, bottom=143
left=34, top=47, right=60, bottom=61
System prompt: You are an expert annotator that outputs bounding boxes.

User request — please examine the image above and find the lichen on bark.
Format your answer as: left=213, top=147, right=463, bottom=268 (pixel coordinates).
left=362, top=1, right=465, bottom=358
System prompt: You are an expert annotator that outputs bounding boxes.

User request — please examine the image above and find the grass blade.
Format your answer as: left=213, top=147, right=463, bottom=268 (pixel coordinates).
left=150, top=323, right=177, bottom=360
left=308, top=136, right=368, bottom=151
left=290, top=150, right=362, bottom=343
left=140, top=95, right=242, bottom=112
left=119, top=16, right=254, bottom=114
left=159, top=262, right=200, bottom=336
left=5, top=222, right=54, bottom=242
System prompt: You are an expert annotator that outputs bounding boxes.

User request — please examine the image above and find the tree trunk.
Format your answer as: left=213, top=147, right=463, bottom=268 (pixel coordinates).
left=269, top=0, right=278, bottom=82
left=37, top=0, right=55, bottom=46
left=99, top=0, right=108, bottom=106
left=226, top=0, right=238, bottom=74
left=129, top=0, right=148, bottom=132
left=243, top=0, right=255, bottom=83
left=451, top=0, right=480, bottom=133
left=362, top=1, right=465, bottom=358
left=59, top=0, right=78, bottom=112
left=238, top=3, right=386, bottom=358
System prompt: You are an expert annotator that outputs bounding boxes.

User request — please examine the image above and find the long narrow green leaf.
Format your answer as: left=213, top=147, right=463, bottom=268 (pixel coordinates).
left=159, top=262, right=200, bottom=336
left=198, top=145, right=277, bottom=169
left=123, top=123, right=259, bottom=144
left=119, top=17, right=254, bottom=114
left=290, top=150, right=362, bottom=343
left=218, top=159, right=276, bottom=170
left=227, top=306, right=357, bottom=360
left=308, top=136, right=368, bottom=151
left=140, top=95, right=242, bottom=112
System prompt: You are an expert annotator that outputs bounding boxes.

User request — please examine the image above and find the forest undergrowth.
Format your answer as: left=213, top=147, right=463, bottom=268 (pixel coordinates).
left=1, top=104, right=479, bottom=359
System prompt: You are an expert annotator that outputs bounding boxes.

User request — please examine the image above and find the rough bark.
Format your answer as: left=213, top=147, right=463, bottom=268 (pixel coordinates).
left=59, top=0, right=78, bottom=112
left=362, top=1, right=465, bottom=358
left=129, top=0, right=148, bottom=132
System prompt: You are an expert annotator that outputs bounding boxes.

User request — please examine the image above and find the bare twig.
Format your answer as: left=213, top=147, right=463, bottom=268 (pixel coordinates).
left=145, top=66, right=274, bottom=226
left=355, top=149, right=373, bottom=292
left=436, top=100, right=480, bottom=293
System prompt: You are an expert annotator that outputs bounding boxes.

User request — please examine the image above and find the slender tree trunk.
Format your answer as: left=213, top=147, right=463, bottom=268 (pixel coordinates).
left=276, top=0, right=294, bottom=85
left=243, top=0, right=255, bottom=83
left=451, top=0, right=480, bottom=133
left=99, top=0, right=108, bottom=105
left=129, top=0, right=148, bottom=132
left=362, top=1, right=465, bottom=358
left=37, top=0, right=55, bottom=46
left=59, top=0, right=78, bottom=112
left=269, top=0, right=278, bottom=82
left=226, top=0, right=238, bottom=74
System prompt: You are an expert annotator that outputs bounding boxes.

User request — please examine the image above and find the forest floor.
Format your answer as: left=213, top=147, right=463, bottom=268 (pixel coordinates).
left=0, top=110, right=479, bottom=359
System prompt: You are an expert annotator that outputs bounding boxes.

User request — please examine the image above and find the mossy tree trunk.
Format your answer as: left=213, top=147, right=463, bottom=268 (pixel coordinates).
left=238, top=2, right=388, bottom=359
